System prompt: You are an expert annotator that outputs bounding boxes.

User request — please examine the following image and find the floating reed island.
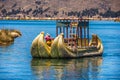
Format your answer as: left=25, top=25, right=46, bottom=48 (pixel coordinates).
left=0, top=29, right=22, bottom=46
left=31, top=19, right=103, bottom=58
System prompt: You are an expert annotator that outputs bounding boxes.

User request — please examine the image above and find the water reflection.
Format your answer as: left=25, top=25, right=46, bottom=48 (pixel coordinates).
left=31, top=57, right=102, bottom=80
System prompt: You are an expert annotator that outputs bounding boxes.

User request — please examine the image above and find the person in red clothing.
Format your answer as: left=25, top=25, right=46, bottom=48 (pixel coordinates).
left=45, top=33, right=52, bottom=46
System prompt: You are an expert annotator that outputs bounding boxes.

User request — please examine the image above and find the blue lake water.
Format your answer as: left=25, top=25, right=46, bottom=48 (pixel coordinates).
left=0, top=20, right=120, bottom=80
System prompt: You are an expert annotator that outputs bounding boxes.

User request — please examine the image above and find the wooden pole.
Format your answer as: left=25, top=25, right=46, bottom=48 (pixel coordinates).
left=69, top=23, right=72, bottom=47
left=84, top=21, right=86, bottom=47
left=80, top=26, right=82, bottom=47
left=77, top=25, right=80, bottom=47
left=63, top=26, right=65, bottom=38
left=76, top=24, right=78, bottom=46
left=56, top=26, right=58, bottom=36
left=87, top=20, right=89, bottom=47
left=66, top=25, right=68, bottom=38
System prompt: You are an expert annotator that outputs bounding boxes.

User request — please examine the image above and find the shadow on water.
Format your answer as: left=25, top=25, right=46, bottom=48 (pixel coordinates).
left=31, top=57, right=102, bottom=80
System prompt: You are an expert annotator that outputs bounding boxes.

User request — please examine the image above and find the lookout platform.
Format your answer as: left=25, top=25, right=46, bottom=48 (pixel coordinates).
left=56, top=19, right=90, bottom=48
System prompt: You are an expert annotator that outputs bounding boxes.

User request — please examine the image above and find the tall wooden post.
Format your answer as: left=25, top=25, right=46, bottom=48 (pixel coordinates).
left=76, top=24, right=79, bottom=46
left=78, top=26, right=80, bottom=39
left=63, top=26, right=65, bottom=38
left=66, top=25, right=68, bottom=38
left=84, top=20, right=86, bottom=47
left=56, top=26, right=58, bottom=36
left=80, top=26, right=82, bottom=47
left=87, top=20, right=89, bottom=47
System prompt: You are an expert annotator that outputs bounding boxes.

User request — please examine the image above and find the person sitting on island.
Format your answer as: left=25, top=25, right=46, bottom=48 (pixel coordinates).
left=45, top=33, right=52, bottom=46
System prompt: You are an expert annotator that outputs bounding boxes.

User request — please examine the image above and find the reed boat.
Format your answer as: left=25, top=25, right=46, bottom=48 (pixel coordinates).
left=31, top=19, right=103, bottom=58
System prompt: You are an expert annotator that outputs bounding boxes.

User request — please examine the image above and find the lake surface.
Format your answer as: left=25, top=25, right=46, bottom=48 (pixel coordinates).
left=0, top=20, right=120, bottom=80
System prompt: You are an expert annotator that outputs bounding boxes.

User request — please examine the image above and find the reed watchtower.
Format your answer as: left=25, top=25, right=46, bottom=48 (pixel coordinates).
left=56, top=19, right=89, bottom=48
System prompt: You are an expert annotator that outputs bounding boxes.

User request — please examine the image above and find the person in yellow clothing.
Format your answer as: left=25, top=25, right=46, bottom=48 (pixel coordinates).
left=45, top=33, right=52, bottom=46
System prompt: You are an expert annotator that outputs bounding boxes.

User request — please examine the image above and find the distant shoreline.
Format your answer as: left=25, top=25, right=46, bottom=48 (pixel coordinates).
left=0, top=17, right=120, bottom=21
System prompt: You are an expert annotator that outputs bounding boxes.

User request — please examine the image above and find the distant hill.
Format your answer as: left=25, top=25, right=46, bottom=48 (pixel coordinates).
left=0, top=0, right=120, bottom=18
